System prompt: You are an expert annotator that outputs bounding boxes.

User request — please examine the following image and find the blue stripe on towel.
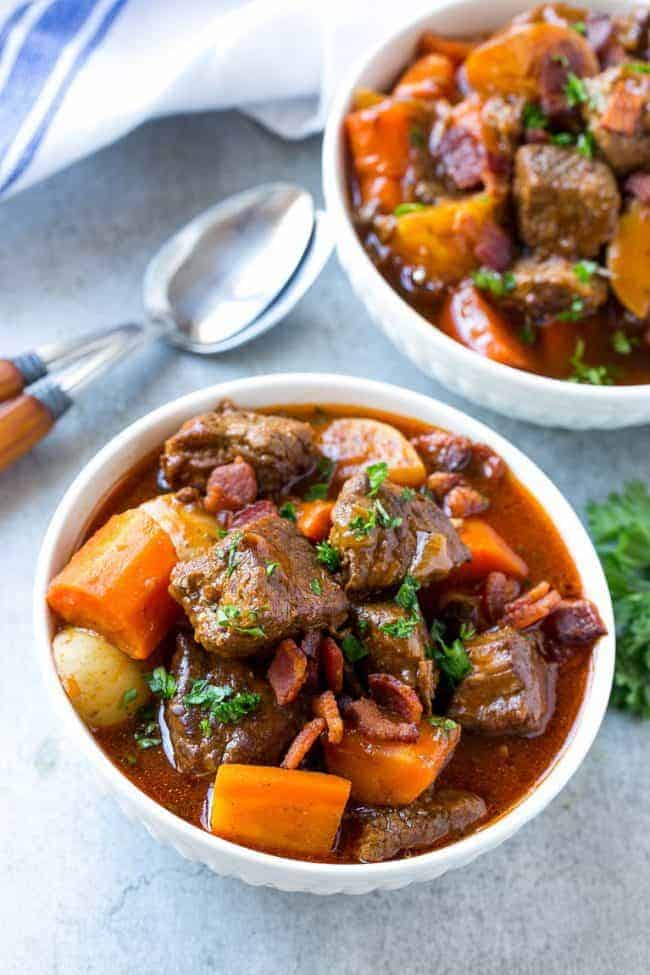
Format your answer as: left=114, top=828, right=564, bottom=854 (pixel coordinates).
left=0, top=3, right=31, bottom=57
left=0, top=0, right=128, bottom=194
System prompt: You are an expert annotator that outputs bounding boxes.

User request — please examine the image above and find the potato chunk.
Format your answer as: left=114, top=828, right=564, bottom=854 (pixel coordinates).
left=317, top=417, right=426, bottom=486
left=140, top=493, right=223, bottom=560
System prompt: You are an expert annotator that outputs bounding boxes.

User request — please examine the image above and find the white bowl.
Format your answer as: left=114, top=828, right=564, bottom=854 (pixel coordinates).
left=322, top=0, right=650, bottom=429
left=34, top=374, right=614, bottom=894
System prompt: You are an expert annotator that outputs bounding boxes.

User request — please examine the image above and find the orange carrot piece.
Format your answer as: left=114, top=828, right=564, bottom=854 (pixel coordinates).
left=418, top=31, right=477, bottom=63
left=210, top=765, right=351, bottom=858
left=453, top=517, right=529, bottom=583
left=440, top=283, right=538, bottom=372
left=345, top=98, right=420, bottom=211
left=393, top=53, right=455, bottom=99
left=47, top=509, right=178, bottom=659
left=296, top=499, right=334, bottom=542
left=324, top=720, right=459, bottom=806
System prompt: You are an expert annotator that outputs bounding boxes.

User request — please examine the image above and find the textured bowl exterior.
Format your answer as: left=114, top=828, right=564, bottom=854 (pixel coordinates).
left=322, top=0, right=650, bottom=429
left=34, top=375, right=614, bottom=894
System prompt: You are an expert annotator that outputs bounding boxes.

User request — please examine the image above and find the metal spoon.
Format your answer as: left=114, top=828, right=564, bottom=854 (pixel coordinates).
left=0, top=184, right=332, bottom=472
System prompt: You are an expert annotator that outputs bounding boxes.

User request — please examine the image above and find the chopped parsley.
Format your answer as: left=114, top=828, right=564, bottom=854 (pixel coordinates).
left=145, top=666, right=177, bottom=700
left=316, top=540, right=341, bottom=572
left=557, top=297, right=585, bottom=322
left=341, top=633, right=369, bottom=663
left=305, top=482, right=329, bottom=501
left=265, top=560, right=279, bottom=577
left=569, top=339, right=616, bottom=385
left=552, top=53, right=569, bottom=67
left=279, top=501, right=297, bottom=521
left=576, top=131, right=595, bottom=158
left=310, top=578, right=323, bottom=596
left=367, top=461, right=389, bottom=497
left=551, top=132, right=574, bottom=146
left=375, top=498, right=403, bottom=529
left=587, top=481, right=650, bottom=717
left=380, top=616, right=420, bottom=638
left=522, top=101, right=548, bottom=129
left=629, top=61, right=650, bottom=74
left=520, top=319, right=538, bottom=345
left=571, top=20, right=587, bottom=35
left=409, top=127, right=425, bottom=148
left=394, top=202, right=427, bottom=216
left=121, top=688, right=138, bottom=709
left=395, top=575, right=421, bottom=615
left=428, top=621, right=474, bottom=686
left=400, top=487, right=417, bottom=502
left=218, top=530, right=243, bottom=578
left=133, top=708, right=161, bottom=749
left=471, top=267, right=516, bottom=297
left=216, top=603, right=266, bottom=638
left=349, top=508, right=376, bottom=539
left=317, top=456, right=334, bottom=480
left=199, top=717, right=212, bottom=737
left=184, top=679, right=261, bottom=724
left=429, top=716, right=459, bottom=732
left=610, top=330, right=637, bottom=356
left=564, top=72, right=589, bottom=107
left=573, top=259, right=599, bottom=283
left=134, top=731, right=161, bottom=750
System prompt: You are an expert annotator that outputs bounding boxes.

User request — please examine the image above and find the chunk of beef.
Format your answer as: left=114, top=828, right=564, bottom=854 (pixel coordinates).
left=353, top=602, right=437, bottom=710
left=584, top=66, right=650, bottom=173
left=499, top=254, right=609, bottom=321
left=343, top=788, right=487, bottom=863
left=160, top=400, right=319, bottom=496
left=544, top=598, right=607, bottom=647
left=513, top=144, right=621, bottom=257
left=164, top=634, right=307, bottom=776
left=448, top=626, right=557, bottom=737
left=170, top=513, right=348, bottom=657
left=329, top=473, right=470, bottom=595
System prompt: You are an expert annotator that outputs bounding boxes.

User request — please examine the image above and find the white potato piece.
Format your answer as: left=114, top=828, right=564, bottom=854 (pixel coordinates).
left=53, top=627, right=151, bottom=729
left=318, top=417, right=426, bottom=486
left=141, top=493, right=223, bottom=559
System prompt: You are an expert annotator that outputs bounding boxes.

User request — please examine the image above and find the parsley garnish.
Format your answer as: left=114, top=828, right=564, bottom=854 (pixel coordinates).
left=552, top=53, right=569, bottom=67
left=375, top=498, right=403, bottom=529
left=349, top=508, right=377, bottom=539
left=576, top=131, right=595, bottom=158
left=523, top=102, right=548, bottom=129
left=380, top=616, right=420, bottom=638
left=471, top=267, right=516, bottom=297
left=316, top=540, right=341, bottom=572
left=573, top=259, right=599, bottom=283
left=367, top=461, right=389, bottom=497
left=610, top=330, right=638, bottom=355
left=571, top=20, right=586, bottom=35
left=400, top=487, right=416, bottom=501
left=310, top=577, right=323, bottom=596
left=428, top=621, right=474, bottom=685
left=133, top=708, right=161, bottom=749
left=317, top=456, right=334, bottom=480
left=629, top=61, right=650, bottom=74
left=145, top=666, right=177, bottom=700
left=265, top=560, right=279, bottom=577
left=341, top=633, right=369, bottom=663
left=568, top=339, right=616, bottom=385
left=216, top=604, right=266, bottom=638
left=122, top=688, right=138, bottom=708
left=557, top=297, right=585, bottom=322
left=395, top=575, right=421, bottom=615
left=409, top=127, right=425, bottom=148
left=305, top=482, right=329, bottom=500
left=551, top=132, right=574, bottom=146
left=429, top=716, right=459, bottom=732
left=394, top=202, right=427, bottom=216
left=565, top=72, right=589, bottom=107
left=279, top=501, right=297, bottom=521
left=218, top=530, right=243, bottom=578
left=184, top=679, right=261, bottom=723
left=520, top=319, right=538, bottom=345
left=587, top=482, right=650, bottom=717
left=134, top=731, right=161, bottom=750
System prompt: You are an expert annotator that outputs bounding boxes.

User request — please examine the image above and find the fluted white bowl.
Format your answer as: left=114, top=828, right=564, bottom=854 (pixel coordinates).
left=34, top=374, right=614, bottom=893
left=322, top=0, right=649, bottom=428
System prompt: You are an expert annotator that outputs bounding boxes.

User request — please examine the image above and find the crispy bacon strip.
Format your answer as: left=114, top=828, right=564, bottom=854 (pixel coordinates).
left=501, top=581, right=562, bottom=630
left=443, top=484, right=489, bottom=519
left=343, top=698, right=419, bottom=743
left=230, top=499, right=277, bottom=527
left=281, top=718, right=326, bottom=770
left=320, top=636, right=344, bottom=694
left=426, top=471, right=463, bottom=501
left=412, top=431, right=473, bottom=472
left=368, top=673, right=423, bottom=724
left=313, top=691, right=344, bottom=744
left=267, top=639, right=308, bottom=706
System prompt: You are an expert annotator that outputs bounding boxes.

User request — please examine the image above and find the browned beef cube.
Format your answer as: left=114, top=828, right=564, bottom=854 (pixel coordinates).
left=164, top=634, right=307, bottom=776
left=353, top=602, right=437, bottom=711
left=160, top=400, right=319, bottom=496
left=169, top=514, right=348, bottom=657
left=329, top=473, right=469, bottom=595
left=514, top=145, right=621, bottom=257
left=584, top=66, right=650, bottom=173
left=500, top=254, right=609, bottom=321
left=343, top=788, right=487, bottom=863
left=448, top=626, right=556, bottom=737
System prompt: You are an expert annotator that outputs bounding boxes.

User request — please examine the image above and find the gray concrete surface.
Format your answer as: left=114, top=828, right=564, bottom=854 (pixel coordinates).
left=1, top=111, right=649, bottom=975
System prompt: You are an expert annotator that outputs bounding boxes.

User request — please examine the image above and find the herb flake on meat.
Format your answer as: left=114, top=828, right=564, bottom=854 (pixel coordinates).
left=184, top=679, right=261, bottom=724
left=349, top=508, right=377, bottom=539
left=573, top=259, right=599, bottom=284
left=557, top=297, right=585, bottom=322
left=279, top=501, right=297, bottom=521
left=522, top=102, right=548, bottom=129
left=375, top=498, right=403, bottom=529
left=145, top=666, right=177, bottom=700
left=380, top=616, right=420, bottom=638
left=216, top=604, right=266, bottom=638
left=367, top=461, right=389, bottom=497
left=310, top=578, right=323, bottom=596
left=394, top=202, right=427, bottom=216
left=564, top=72, right=589, bottom=108
left=342, top=634, right=369, bottom=663
left=428, top=621, right=474, bottom=685
left=471, top=267, right=516, bottom=297
left=315, top=540, right=341, bottom=572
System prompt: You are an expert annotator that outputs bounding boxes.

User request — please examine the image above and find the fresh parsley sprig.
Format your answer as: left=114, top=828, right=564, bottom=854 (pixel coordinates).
left=428, top=621, right=474, bottom=685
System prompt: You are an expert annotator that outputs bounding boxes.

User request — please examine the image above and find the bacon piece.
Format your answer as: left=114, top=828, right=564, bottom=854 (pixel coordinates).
left=320, top=636, right=344, bottom=694
left=204, top=458, right=257, bottom=514
left=474, top=220, right=513, bottom=272
left=443, top=484, right=489, bottom=519
left=368, top=673, right=423, bottom=724
left=525, top=127, right=551, bottom=144
left=313, top=691, right=344, bottom=744
left=544, top=598, right=607, bottom=646
left=300, top=630, right=322, bottom=693
left=471, top=443, right=506, bottom=480
left=437, top=126, right=485, bottom=189
left=267, top=638, right=308, bottom=706
left=281, top=718, right=326, bottom=769
left=342, top=698, right=419, bottom=743
left=412, top=431, right=472, bottom=472
left=484, top=571, right=521, bottom=623
left=426, top=471, right=463, bottom=502
left=539, top=40, right=587, bottom=119
left=626, top=171, right=650, bottom=204
left=230, top=499, right=277, bottom=528
left=601, top=81, right=646, bottom=135
left=175, top=486, right=202, bottom=505
left=501, top=581, right=562, bottom=631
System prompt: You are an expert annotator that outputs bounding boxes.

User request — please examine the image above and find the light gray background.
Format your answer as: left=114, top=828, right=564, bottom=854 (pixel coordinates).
left=2, top=111, right=649, bottom=975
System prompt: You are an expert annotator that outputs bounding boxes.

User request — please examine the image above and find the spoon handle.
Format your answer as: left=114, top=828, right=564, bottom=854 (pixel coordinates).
left=0, top=353, right=47, bottom=402
left=0, top=382, right=70, bottom=472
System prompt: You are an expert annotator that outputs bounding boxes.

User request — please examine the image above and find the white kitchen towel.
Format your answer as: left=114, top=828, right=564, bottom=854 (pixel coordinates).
left=0, top=0, right=432, bottom=199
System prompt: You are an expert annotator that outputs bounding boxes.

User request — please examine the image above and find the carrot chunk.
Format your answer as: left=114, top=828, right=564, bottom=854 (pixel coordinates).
left=440, top=283, right=538, bottom=371
left=210, top=765, right=351, bottom=858
left=47, top=509, right=178, bottom=659
left=296, top=499, right=334, bottom=542
left=453, top=517, right=529, bottom=583
left=346, top=98, right=423, bottom=211
left=393, top=53, right=455, bottom=99
left=324, top=720, right=460, bottom=806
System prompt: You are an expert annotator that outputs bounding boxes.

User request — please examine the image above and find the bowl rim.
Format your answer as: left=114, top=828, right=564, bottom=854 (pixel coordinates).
left=34, top=372, right=615, bottom=886
left=321, top=0, right=650, bottom=401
